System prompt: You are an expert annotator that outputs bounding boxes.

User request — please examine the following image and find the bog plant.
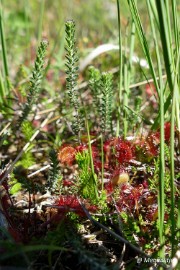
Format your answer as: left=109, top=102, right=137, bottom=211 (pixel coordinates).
left=126, top=0, right=180, bottom=259
left=47, top=149, right=62, bottom=194
left=100, top=73, right=113, bottom=135
left=0, top=1, right=179, bottom=269
left=88, top=66, right=101, bottom=111
left=65, top=20, right=83, bottom=139
left=18, top=40, right=48, bottom=127
left=76, top=150, right=98, bottom=202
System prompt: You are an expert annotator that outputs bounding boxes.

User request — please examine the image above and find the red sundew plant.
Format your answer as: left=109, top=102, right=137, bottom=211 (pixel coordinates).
left=1, top=124, right=174, bottom=248
left=117, top=184, right=144, bottom=214
left=163, top=122, right=172, bottom=142
left=55, top=195, right=98, bottom=217
left=57, top=145, right=77, bottom=165
left=58, top=143, right=100, bottom=167
left=148, top=122, right=173, bottom=146
left=154, top=122, right=173, bottom=143
left=146, top=133, right=160, bottom=157
left=93, top=159, right=102, bottom=173
left=56, top=133, right=167, bottom=206
left=133, top=122, right=174, bottom=161
left=0, top=121, right=172, bottom=263
left=104, top=181, right=114, bottom=196
left=114, top=139, right=134, bottom=163
left=103, top=137, right=134, bottom=167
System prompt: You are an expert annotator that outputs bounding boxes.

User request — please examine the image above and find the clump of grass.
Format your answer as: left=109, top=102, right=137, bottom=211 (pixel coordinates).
left=127, top=0, right=180, bottom=260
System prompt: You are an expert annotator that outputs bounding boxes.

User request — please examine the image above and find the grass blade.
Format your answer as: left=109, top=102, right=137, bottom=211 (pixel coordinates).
left=0, top=0, right=9, bottom=97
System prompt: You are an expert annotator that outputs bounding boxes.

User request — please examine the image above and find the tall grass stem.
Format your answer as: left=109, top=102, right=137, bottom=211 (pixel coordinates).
left=116, top=0, right=123, bottom=137
left=170, top=50, right=180, bottom=256
left=123, top=19, right=135, bottom=138
left=101, top=134, right=104, bottom=191
left=147, top=0, right=165, bottom=258
left=85, top=117, right=99, bottom=200
left=0, top=0, right=9, bottom=96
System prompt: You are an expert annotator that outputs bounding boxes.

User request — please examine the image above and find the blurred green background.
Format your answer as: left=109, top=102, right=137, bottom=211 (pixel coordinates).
left=1, top=0, right=149, bottom=68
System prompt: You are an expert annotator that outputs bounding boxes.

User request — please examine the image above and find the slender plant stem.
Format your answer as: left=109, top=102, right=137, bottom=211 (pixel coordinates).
left=0, top=0, right=9, bottom=96
left=85, top=117, right=98, bottom=200
left=127, top=0, right=179, bottom=261
left=123, top=24, right=128, bottom=138
left=123, top=18, right=135, bottom=138
left=100, top=134, right=104, bottom=191
left=65, top=20, right=82, bottom=141
left=171, top=0, right=179, bottom=58
left=0, top=70, right=5, bottom=103
left=127, top=0, right=160, bottom=96
left=158, top=82, right=165, bottom=260
left=147, top=0, right=165, bottom=259
left=170, top=83, right=176, bottom=257
left=116, top=0, right=123, bottom=137
left=170, top=50, right=180, bottom=256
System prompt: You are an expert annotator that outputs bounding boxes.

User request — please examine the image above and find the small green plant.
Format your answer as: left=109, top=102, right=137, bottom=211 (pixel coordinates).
left=21, top=120, right=35, bottom=141
left=100, top=72, right=113, bottom=135
left=47, top=149, right=62, bottom=194
left=16, top=150, right=35, bottom=169
left=16, top=120, right=35, bottom=169
left=9, top=172, right=22, bottom=195
left=18, top=40, right=48, bottom=126
left=76, top=150, right=98, bottom=202
left=88, top=66, right=101, bottom=111
left=65, top=20, right=83, bottom=139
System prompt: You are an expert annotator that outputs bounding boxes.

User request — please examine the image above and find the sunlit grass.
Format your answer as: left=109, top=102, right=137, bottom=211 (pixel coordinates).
left=127, top=0, right=179, bottom=260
